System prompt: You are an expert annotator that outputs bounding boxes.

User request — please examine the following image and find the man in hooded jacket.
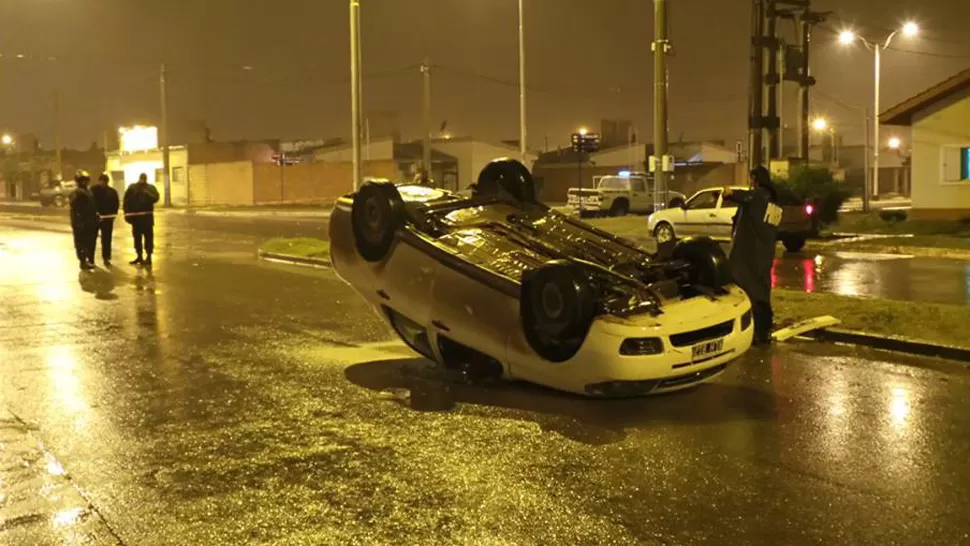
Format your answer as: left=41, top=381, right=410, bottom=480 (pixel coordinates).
left=69, top=170, right=99, bottom=270
left=123, top=173, right=160, bottom=266
left=723, top=166, right=783, bottom=345
left=91, top=173, right=120, bottom=267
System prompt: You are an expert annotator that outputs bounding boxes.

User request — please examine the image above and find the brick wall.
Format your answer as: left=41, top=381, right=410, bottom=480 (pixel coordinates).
left=253, top=160, right=400, bottom=205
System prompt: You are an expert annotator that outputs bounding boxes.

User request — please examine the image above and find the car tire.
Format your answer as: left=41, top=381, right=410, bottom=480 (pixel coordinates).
left=54, top=195, right=66, bottom=208
left=609, top=199, right=630, bottom=217
left=782, top=235, right=806, bottom=253
left=520, top=261, right=597, bottom=363
left=654, top=222, right=676, bottom=244
left=473, top=158, right=536, bottom=204
left=672, top=236, right=733, bottom=290
left=351, top=181, right=406, bottom=263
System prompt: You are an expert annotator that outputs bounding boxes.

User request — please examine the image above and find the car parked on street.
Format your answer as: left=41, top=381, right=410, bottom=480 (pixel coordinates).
left=647, top=186, right=816, bottom=252
left=566, top=172, right=685, bottom=218
left=38, top=179, right=76, bottom=207
left=330, top=159, right=754, bottom=398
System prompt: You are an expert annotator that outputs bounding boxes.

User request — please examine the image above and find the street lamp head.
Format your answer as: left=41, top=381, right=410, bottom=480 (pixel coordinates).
left=888, top=137, right=902, bottom=149
left=812, top=118, right=829, bottom=132
left=902, top=22, right=919, bottom=37
left=838, top=30, right=856, bottom=45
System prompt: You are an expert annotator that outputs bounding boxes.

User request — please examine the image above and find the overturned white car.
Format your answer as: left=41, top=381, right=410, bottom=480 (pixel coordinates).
left=329, top=159, right=753, bottom=397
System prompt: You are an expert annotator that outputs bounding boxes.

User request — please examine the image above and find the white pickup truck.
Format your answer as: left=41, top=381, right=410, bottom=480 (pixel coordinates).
left=566, top=173, right=685, bottom=218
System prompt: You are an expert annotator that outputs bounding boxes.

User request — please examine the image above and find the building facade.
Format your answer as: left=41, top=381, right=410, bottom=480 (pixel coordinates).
left=881, top=67, right=970, bottom=220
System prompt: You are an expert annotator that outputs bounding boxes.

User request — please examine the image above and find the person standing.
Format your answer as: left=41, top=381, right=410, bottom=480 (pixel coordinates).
left=723, top=166, right=783, bottom=346
left=69, top=170, right=99, bottom=271
left=123, top=173, right=160, bottom=267
left=90, top=173, right=120, bottom=267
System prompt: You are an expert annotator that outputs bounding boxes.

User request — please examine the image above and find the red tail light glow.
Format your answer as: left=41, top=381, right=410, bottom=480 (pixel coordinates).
left=805, top=204, right=815, bottom=215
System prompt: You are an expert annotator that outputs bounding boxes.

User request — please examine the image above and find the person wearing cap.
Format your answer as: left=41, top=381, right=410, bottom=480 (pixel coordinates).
left=90, top=173, right=120, bottom=267
left=722, top=166, right=783, bottom=346
left=69, top=170, right=99, bottom=270
left=123, top=173, right=160, bottom=266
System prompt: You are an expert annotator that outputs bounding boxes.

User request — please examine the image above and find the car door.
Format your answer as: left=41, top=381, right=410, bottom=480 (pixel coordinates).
left=629, top=177, right=651, bottom=213
left=710, top=192, right=739, bottom=239
left=680, top=189, right=722, bottom=237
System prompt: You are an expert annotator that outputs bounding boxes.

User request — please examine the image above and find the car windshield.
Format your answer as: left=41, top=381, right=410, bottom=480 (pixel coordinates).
left=597, top=177, right=629, bottom=190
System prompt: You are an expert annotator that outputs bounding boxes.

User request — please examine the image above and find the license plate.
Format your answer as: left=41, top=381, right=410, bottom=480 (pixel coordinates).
left=692, top=339, right=724, bottom=361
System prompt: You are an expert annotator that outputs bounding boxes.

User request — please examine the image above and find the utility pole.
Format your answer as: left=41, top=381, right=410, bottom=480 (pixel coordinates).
left=747, top=0, right=765, bottom=169
left=349, top=0, right=362, bottom=190
left=517, top=0, right=527, bottom=161
left=764, top=1, right=781, bottom=160
left=864, top=107, right=872, bottom=212
left=421, top=58, right=432, bottom=182
left=54, top=91, right=63, bottom=179
left=777, top=44, right=785, bottom=158
left=160, top=63, right=171, bottom=207
left=872, top=44, right=881, bottom=201
left=653, top=0, right=671, bottom=208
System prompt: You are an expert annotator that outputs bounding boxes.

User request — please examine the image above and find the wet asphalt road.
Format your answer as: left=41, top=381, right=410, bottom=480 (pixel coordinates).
left=2, top=214, right=970, bottom=545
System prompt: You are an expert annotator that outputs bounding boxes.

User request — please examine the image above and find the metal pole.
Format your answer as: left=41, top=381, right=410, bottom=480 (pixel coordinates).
left=777, top=45, right=785, bottom=159
left=747, top=0, right=765, bottom=170
left=797, top=16, right=811, bottom=161
left=160, top=63, right=171, bottom=207
left=653, top=0, right=670, bottom=207
left=863, top=107, right=871, bottom=212
left=356, top=3, right=364, bottom=168
left=54, top=91, right=63, bottom=179
left=873, top=45, right=881, bottom=201
left=518, top=0, right=527, bottom=161
left=765, top=1, right=780, bottom=160
left=349, top=0, right=362, bottom=190
left=422, top=58, right=432, bottom=183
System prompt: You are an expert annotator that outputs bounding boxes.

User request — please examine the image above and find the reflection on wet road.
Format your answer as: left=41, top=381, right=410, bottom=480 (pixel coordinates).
left=2, top=218, right=970, bottom=544
left=772, top=251, right=970, bottom=304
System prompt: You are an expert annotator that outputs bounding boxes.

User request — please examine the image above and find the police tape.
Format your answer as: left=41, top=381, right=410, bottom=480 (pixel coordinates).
left=96, top=212, right=155, bottom=220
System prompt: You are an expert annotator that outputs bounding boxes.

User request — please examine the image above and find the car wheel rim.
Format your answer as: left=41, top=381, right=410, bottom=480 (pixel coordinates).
left=361, top=196, right=388, bottom=244
left=657, top=225, right=673, bottom=243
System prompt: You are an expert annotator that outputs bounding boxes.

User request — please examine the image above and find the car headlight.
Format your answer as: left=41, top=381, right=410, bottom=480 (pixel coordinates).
left=620, top=337, right=664, bottom=356
left=740, top=310, right=752, bottom=331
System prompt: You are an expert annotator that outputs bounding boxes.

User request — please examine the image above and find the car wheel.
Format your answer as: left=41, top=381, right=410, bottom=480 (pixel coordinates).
left=672, top=236, right=733, bottom=290
left=654, top=222, right=676, bottom=244
left=351, top=181, right=406, bottom=263
left=609, top=199, right=630, bottom=217
left=782, top=235, right=806, bottom=253
left=54, top=195, right=66, bottom=208
left=520, top=261, right=597, bottom=363
left=472, top=159, right=536, bottom=204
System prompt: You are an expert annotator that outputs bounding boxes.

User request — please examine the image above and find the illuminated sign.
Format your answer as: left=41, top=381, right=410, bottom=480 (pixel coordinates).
left=119, top=125, right=159, bottom=153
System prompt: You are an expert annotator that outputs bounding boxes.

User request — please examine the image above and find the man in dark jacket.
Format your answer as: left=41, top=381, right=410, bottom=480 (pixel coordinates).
left=69, top=170, right=99, bottom=271
left=91, top=173, right=120, bottom=267
left=123, top=173, right=160, bottom=266
left=723, top=166, right=783, bottom=345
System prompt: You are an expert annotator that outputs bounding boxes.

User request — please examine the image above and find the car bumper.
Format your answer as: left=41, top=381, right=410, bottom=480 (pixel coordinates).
left=507, top=286, right=753, bottom=397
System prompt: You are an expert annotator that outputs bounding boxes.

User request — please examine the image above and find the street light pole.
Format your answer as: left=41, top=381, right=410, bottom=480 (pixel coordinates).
left=349, top=0, right=362, bottom=190
left=872, top=43, right=881, bottom=201
left=517, top=0, right=527, bottom=162
left=160, top=63, right=171, bottom=207
left=653, top=0, right=670, bottom=209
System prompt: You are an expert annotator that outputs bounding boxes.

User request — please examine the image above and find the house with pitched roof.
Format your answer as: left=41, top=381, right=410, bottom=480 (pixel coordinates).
left=881, top=67, right=970, bottom=220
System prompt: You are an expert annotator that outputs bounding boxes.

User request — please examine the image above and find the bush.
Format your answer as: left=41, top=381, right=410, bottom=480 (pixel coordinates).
left=774, top=166, right=850, bottom=227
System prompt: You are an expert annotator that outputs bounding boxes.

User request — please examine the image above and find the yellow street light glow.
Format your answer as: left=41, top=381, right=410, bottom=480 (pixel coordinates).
left=902, top=22, right=919, bottom=37
left=812, top=118, right=829, bottom=132
left=888, top=137, right=901, bottom=149
left=839, top=30, right=856, bottom=45
left=578, top=127, right=589, bottom=136
left=1, top=134, right=13, bottom=146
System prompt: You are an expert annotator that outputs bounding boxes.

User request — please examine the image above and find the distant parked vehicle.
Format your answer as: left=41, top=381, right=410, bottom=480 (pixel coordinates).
left=647, top=186, right=817, bottom=253
left=38, top=180, right=76, bottom=207
left=566, top=171, right=685, bottom=218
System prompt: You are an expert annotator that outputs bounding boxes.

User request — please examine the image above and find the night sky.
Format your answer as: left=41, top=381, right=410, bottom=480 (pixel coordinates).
left=0, top=0, right=967, bottom=151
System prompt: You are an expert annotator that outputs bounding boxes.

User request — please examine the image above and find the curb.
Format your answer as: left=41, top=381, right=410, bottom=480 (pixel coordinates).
left=804, top=327, right=970, bottom=363
left=257, top=251, right=332, bottom=268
